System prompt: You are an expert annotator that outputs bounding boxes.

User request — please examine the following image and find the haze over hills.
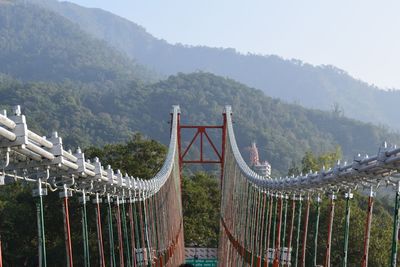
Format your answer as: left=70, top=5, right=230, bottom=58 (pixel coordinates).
left=0, top=1, right=398, bottom=176
left=28, top=0, right=400, bottom=131
left=0, top=2, right=156, bottom=82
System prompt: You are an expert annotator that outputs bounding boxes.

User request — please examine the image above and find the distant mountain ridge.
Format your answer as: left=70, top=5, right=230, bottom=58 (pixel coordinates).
left=0, top=0, right=398, bottom=176
left=28, top=0, right=400, bottom=131
left=1, top=72, right=398, bottom=176
left=0, top=1, right=156, bottom=83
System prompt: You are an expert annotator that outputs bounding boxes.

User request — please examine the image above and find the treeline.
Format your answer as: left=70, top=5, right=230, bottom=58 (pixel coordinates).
left=1, top=72, right=399, bottom=176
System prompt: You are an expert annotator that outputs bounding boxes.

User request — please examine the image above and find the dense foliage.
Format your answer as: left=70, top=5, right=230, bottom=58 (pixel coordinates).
left=182, top=173, right=220, bottom=247
left=0, top=72, right=399, bottom=176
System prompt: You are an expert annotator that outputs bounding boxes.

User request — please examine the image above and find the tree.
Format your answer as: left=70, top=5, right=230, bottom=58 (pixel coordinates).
left=85, top=133, right=167, bottom=179
left=182, top=172, right=220, bottom=247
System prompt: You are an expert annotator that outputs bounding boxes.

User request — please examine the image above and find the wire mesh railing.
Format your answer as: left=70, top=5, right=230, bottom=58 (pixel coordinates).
left=0, top=105, right=184, bottom=267
left=219, top=105, right=400, bottom=267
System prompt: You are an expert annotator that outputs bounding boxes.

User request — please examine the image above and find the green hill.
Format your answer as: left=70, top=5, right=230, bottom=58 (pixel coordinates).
left=0, top=2, right=155, bottom=82
left=1, top=72, right=398, bottom=175
left=30, top=0, right=400, bottom=131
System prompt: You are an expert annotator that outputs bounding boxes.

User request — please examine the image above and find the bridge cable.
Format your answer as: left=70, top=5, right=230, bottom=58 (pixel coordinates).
left=324, top=193, right=336, bottom=267
left=121, top=197, right=132, bottom=267
left=271, top=194, right=278, bottom=262
left=132, top=201, right=142, bottom=266
left=140, top=198, right=152, bottom=266
left=80, top=190, right=90, bottom=267
left=342, top=191, right=353, bottom=267
left=151, top=195, right=160, bottom=266
left=266, top=194, right=274, bottom=266
left=280, top=194, right=288, bottom=264
left=300, top=194, right=310, bottom=267
left=34, top=179, right=47, bottom=267
left=312, top=194, right=321, bottom=267
left=94, top=193, right=106, bottom=267
left=243, top=183, right=251, bottom=265
left=61, top=186, right=74, bottom=267
left=361, top=188, right=375, bottom=267
left=128, top=195, right=137, bottom=267
left=273, top=195, right=283, bottom=267
left=259, top=191, right=268, bottom=265
left=115, top=198, right=125, bottom=267
left=390, top=181, right=400, bottom=267
left=293, top=196, right=303, bottom=267
left=286, top=196, right=296, bottom=267
left=106, top=194, right=116, bottom=267
left=250, top=187, right=257, bottom=265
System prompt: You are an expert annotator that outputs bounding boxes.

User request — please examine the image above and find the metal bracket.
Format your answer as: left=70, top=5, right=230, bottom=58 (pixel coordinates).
left=59, top=185, right=73, bottom=198
left=32, top=178, right=48, bottom=197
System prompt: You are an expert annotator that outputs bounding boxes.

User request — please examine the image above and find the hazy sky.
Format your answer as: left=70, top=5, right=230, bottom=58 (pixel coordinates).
left=67, top=0, right=400, bottom=89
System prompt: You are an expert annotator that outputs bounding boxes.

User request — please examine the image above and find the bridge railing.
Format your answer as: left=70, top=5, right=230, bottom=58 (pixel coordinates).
left=0, top=105, right=184, bottom=267
left=219, top=105, right=400, bottom=267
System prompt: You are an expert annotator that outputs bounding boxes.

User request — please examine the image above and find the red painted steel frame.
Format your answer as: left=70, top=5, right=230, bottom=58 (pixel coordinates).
left=177, top=112, right=227, bottom=181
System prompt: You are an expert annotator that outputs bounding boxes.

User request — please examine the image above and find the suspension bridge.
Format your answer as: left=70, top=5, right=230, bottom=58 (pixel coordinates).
left=0, top=105, right=400, bottom=267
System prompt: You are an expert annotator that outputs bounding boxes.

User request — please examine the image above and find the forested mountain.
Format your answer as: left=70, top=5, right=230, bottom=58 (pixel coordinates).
left=0, top=2, right=155, bottom=82
left=29, top=0, right=400, bottom=130
left=1, top=72, right=398, bottom=176
left=0, top=0, right=397, bottom=175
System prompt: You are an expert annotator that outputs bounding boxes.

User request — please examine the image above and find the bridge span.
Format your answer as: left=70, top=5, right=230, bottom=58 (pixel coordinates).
left=0, top=105, right=400, bottom=266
